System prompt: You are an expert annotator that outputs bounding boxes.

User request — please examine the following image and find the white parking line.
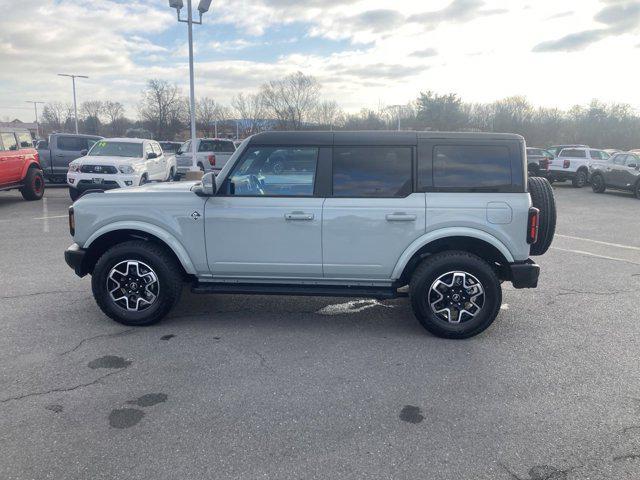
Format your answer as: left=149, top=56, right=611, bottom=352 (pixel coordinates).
left=31, top=214, right=68, bottom=220
left=556, top=234, right=640, bottom=252
left=42, top=198, right=49, bottom=233
left=551, top=247, right=640, bottom=266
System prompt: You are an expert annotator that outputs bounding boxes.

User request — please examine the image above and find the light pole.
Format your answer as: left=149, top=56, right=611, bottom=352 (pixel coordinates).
left=390, top=105, right=403, bottom=131
left=25, top=101, right=45, bottom=138
left=57, top=74, right=88, bottom=134
left=168, top=0, right=212, bottom=175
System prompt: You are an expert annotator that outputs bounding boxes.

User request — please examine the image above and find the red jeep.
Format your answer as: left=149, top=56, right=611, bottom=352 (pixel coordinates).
left=0, top=127, right=45, bottom=201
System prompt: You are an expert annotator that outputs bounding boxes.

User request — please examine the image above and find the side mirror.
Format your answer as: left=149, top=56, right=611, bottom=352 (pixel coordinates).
left=80, top=149, right=88, bottom=156
left=629, top=163, right=638, bottom=169
left=147, top=152, right=158, bottom=159
left=201, top=172, right=217, bottom=195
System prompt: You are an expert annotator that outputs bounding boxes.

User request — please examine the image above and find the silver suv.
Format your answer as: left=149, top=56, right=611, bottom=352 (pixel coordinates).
left=64, top=132, right=556, bottom=339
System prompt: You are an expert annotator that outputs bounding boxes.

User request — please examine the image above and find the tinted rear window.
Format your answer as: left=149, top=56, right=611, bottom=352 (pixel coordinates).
left=561, top=149, right=586, bottom=158
left=527, top=148, right=543, bottom=156
left=216, top=141, right=235, bottom=153
left=332, top=146, right=412, bottom=197
left=198, top=140, right=216, bottom=152
left=57, top=136, right=89, bottom=151
left=432, top=145, right=511, bottom=188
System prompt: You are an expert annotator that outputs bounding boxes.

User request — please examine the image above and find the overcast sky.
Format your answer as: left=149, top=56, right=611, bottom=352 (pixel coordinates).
left=1, top=0, right=639, bottom=122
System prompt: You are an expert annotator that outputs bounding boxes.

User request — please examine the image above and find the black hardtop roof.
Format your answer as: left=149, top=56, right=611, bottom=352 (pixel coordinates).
left=248, top=130, right=524, bottom=146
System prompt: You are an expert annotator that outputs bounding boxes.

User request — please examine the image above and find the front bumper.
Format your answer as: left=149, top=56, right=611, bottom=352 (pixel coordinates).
left=64, top=243, right=87, bottom=277
left=67, top=171, right=142, bottom=190
left=507, top=259, right=540, bottom=289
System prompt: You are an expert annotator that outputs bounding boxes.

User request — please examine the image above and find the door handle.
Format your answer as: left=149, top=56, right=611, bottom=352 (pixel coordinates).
left=285, top=212, right=314, bottom=221
left=386, top=213, right=417, bottom=222
left=55, top=154, right=65, bottom=157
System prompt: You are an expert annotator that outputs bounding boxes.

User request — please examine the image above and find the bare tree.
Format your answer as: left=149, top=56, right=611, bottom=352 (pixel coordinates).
left=231, top=92, right=265, bottom=135
left=138, top=79, right=186, bottom=140
left=315, top=100, right=344, bottom=130
left=80, top=100, right=104, bottom=135
left=260, top=72, right=320, bottom=130
left=196, top=97, right=229, bottom=137
left=41, top=102, right=74, bottom=132
left=103, top=101, right=126, bottom=136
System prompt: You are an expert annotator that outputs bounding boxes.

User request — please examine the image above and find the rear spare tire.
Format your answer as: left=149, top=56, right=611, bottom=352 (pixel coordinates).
left=528, top=176, right=556, bottom=256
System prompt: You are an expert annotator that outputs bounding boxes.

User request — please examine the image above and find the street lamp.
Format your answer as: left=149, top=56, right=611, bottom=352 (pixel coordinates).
left=25, top=101, right=45, bottom=139
left=390, top=105, right=403, bottom=131
left=57, top=73, right=88, bottom=134
left=168, top=0, right=212, bottom=175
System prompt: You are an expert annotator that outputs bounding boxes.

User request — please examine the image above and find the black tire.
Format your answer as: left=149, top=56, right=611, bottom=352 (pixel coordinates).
left=139, top=174, right=148, bottom=186
left=528, top=176, right=556, bottom=256
left=572, top=169, right=588, bottom=188
left=591, top=173, right=606, bottom=193
left=91, top=240, right=183, bottom=326
left=167, top=167, right=175, bottom=182
left=634, top=180, right=640, bottom=200
left=20, top=168, right=45, bottom=201
left=410, top=251, right=502, bottom=339
left=69, top=187, right=81, bottom=202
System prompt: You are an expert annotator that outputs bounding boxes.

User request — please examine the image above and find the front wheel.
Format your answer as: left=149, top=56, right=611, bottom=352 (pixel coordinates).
left=20, top=168, right=45, bottom=201
left=69, top=187, right=81, bottom=202
left=591, top=174, right=606, bottom=193
left=572, top=170, right=588, bottom=188
left=91, top=241, right=183, bottom=326
left=410, top=251, right=502, bottom=339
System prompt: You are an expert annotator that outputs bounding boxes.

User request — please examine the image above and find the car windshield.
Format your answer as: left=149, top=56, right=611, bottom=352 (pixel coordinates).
left=88, top=141, right=142, bottom=158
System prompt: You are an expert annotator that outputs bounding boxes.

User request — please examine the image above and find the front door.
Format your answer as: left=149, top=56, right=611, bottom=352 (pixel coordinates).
left=205, top=145, right=323, bottom=278
left=609, top=154, right=628, bottom=188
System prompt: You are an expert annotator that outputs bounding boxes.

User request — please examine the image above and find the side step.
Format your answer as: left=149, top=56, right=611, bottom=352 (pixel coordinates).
left=191, top=282, right=401, bottom=299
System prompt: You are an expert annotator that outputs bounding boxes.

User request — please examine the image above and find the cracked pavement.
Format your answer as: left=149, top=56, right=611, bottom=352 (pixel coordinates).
left=1, top=185, right=640, bottom=479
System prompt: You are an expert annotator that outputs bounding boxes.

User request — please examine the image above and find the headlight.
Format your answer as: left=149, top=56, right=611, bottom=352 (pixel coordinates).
left=119, top=165, right=135, bottom=174
left=68, top=163, right=80, bottom=172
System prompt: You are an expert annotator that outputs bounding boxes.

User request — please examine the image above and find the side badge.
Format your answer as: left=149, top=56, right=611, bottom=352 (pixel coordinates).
left=191, top=211, right=201, bottom=220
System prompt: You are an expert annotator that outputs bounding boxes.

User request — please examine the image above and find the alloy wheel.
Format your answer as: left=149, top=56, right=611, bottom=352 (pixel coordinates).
left=428, top=271, right=485, bottom=324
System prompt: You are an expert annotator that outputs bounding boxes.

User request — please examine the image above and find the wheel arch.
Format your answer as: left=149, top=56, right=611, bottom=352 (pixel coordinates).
left=393, top=228, right=514, bottom=283
left=82, top=223, right=196, bottom=277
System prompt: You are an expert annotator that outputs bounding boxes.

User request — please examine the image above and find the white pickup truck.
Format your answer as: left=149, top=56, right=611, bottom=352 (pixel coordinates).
left=175, top=138, right=236, bottom=177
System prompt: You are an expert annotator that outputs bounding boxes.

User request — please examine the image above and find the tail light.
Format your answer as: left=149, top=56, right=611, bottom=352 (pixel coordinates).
left=527, top=207, right=539, bottom=244
left=563, top=159, right=570, bottom=169
left=208, top=154, right=216, bottom=166
left=541, top=159, right=550, bottom=171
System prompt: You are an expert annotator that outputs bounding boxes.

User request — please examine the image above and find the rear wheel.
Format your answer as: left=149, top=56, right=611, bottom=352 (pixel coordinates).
left=410, top=251, right=502, bottom=339
left=634, top=181, right=640, bottom=199
left=139, top=174, right=148, bottom=186
left=167, top=167, right=175, bottom=182
left=91, top=241, right=183, bottom=326
left=591, top=173, right=606, bottom=193
left=20, top=168, right=45, bottom=201
left=528, top=176, right=556, bottom=256
left=572, top=169, right=588, bottom=188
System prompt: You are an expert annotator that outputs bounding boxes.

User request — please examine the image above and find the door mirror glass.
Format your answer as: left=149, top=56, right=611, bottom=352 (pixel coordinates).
left=628, top=163, right=638, bottom=169
left=80, top=149, right=88, bottom=156
left=201, top=172, right=217, bottom=196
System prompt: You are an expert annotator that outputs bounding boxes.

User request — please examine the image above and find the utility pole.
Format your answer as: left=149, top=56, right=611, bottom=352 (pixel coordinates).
left=168, top=0, right=212, bottom=174
left=57, top=74, right=88, bottom=134
left=25, top=101, right=45, bottom=138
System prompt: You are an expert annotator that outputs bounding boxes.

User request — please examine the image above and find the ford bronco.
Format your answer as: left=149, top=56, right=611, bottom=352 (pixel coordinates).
left=65, top=131, right=556, bottom=339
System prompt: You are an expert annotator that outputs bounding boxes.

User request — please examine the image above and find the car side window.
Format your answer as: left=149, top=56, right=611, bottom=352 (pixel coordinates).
left=227, top=146, right=318, bottom=197
left=17, top=133, right=33, bottom=148
left=57, top=136, right=86, bottom=151
left=333, top=146, right=412, bottom=197
left=152, top=142, right=162, bottom=156
left=180, top=140, right=190, bottom=154
left=198, top=140, right=216, bottom=152
left=431, top=145, right=511, bottom=189
left=614, top=155, right=627, bottom=165
left=0, top=132, right=18, bottom=151
left=144, top=143, right=154, bottom=157
left=626, top=155, right=639, bottom=167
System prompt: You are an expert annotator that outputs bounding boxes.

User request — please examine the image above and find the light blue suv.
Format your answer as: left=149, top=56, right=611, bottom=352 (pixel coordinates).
left=65, top=131, right=556, bottom=339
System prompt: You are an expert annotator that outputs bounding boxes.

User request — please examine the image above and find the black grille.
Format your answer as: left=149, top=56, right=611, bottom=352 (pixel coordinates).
left=80, top=165, right=117, bottom=174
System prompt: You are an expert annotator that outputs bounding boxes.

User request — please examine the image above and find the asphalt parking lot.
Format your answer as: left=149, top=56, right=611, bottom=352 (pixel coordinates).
left=1, top=184, right=639, bottom=480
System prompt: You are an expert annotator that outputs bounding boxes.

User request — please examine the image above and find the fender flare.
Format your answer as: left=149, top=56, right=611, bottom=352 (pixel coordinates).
left=20, top=158, right=41, bottom=179
left=84, top=221, right=197, bottom=274
left=391, top=227, right=515, bottom=280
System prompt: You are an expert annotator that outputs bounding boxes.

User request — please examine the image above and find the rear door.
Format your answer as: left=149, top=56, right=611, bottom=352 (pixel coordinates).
left=53, top=136, right=96, bottom=176
left=0, top=132, right=23, bottom=184
left=609, top=154, right=628, bottom=187
left=621, top=154, right=640, bottom=189
left=322, top=145, right=425, bottom=279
